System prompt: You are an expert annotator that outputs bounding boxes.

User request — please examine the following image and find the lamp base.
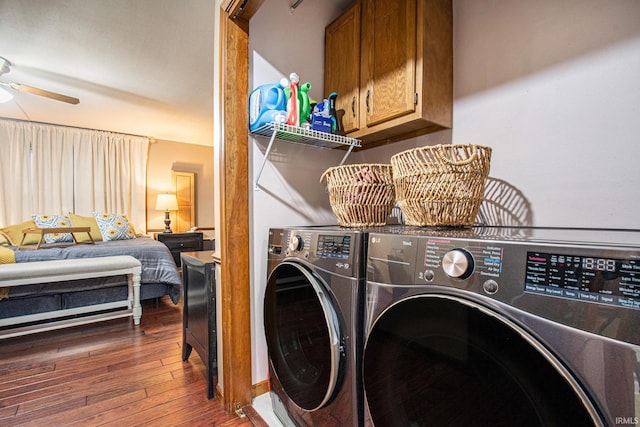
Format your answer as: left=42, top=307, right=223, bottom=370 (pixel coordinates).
left=163, top=211, right=173, bottom=233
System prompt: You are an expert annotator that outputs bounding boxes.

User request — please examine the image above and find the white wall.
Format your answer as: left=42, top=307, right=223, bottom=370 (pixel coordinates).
left=249, top=0, right=352, bottom=386
left=364, top=0, right=640, bottom=229
left=249, top=0, right=640, bottom=386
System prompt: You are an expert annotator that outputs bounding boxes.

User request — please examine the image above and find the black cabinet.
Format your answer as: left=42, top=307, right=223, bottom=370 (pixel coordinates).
left=181, top=251, right=217, bottom=399
left=156, top=232, right=203, bottom=266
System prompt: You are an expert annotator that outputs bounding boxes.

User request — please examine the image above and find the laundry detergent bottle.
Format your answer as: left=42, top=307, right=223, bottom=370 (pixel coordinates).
left=248, top=79, right=287, bottom=132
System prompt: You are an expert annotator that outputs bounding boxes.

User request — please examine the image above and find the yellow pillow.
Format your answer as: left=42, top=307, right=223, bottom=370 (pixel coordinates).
left=1, top=219, right=39, bottom=246
left=0, top=230, right=11, bottom=246
left=68, top=213, right=103, bottom=242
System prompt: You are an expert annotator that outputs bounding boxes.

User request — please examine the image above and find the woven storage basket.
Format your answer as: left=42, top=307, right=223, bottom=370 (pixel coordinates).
left=391, top=144, right=492, bottom=226
left=320, top=164, right=395, bottom=227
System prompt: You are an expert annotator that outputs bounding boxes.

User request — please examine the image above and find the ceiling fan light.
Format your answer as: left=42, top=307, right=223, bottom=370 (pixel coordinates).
left=0, top=87, right=13, bottom=103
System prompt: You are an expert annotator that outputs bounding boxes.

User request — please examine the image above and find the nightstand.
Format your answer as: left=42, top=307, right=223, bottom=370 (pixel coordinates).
left=156, top=232, right=203, bottom=266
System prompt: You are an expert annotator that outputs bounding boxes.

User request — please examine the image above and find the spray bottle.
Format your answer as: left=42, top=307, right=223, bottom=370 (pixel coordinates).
left=299, top=82, right=312, bottom=127
left=328, top=91, right=341, bottom=134
left=286, top=72, right=300, bottom=126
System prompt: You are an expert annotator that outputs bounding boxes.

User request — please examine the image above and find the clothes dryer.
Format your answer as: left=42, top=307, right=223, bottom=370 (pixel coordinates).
left=364, top=226, right=640, bottom=426
left=265, top=227, right=367, bottom=426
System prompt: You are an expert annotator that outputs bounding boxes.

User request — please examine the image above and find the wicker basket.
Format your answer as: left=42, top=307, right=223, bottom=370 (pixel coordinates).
left=391, top=144, right=492, bottom=226
left=320, top=164, right=395, bottom=227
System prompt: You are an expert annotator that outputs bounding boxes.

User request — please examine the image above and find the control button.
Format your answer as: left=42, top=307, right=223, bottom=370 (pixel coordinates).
left=483, top=279, right=499, bottom=295
left=442, top=249, right=474, bottom=279
left=289, top=235, right=304, bottom=252
left=424, top=270, right=435, bottom=282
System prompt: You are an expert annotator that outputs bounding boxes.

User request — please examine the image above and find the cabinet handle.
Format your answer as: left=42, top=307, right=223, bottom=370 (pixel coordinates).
left=351, top=96, right=356, bottom=117
left=366, top=90, right=370, bottom=113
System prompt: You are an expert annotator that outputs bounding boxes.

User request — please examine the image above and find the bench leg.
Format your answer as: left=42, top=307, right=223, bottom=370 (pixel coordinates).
left=129, top=269, right=142, bottom=325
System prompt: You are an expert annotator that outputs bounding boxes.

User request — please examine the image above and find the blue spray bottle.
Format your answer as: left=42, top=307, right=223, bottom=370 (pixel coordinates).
left=328, top=92, right=341, bottom=134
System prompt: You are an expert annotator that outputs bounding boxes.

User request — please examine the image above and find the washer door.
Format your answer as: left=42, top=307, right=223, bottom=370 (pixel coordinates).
left=363, top=295, right=603, bottom=426
left=264, top=261, right=343, bottom=411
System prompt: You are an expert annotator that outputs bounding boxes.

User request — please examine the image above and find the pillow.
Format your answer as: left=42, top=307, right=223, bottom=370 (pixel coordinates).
left=0, top=230, right=11, bottom=246
left=1, top=219, right=39, bottom=246
left=32, top=214, right=73, bottom=243
left=93, top=212, right=136, bottom=241
left=68, top=213, right=103, bottom=242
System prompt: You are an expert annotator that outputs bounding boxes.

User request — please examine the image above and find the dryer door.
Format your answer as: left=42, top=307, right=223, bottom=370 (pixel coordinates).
left=264, top=261, right=343, bottom=411
left=363, top=294, right=603, bottom=426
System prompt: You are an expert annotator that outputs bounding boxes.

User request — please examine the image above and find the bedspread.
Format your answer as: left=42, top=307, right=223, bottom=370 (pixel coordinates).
left=0, top=238, right=182, bottom=321
left=12, top=237, right=181, bottom=287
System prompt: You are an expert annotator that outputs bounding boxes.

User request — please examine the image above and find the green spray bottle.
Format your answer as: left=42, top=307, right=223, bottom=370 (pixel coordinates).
left=299, top=82, right=312, bottom=127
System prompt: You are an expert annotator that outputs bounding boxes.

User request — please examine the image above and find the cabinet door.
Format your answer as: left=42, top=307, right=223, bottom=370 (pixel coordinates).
left=324, top=3, right=361, bottom=134
left=361, top=0, right=417, bottom=127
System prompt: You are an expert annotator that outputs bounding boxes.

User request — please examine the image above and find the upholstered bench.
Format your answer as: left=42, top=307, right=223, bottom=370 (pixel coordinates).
left=0, top=255, right=142, bottom=339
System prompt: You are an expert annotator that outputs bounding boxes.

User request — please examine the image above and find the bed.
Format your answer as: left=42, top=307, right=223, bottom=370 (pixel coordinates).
left=0, top=237, right=182, bottom=320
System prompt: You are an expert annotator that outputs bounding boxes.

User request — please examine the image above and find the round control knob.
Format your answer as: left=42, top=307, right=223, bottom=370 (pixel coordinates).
left=424, top=270, right=435, bottom=282
left=483, top=279, right=499, bottom=295
left=289, top=235, right=304, bottom=252
left=442, top=249, right=474, bottom=279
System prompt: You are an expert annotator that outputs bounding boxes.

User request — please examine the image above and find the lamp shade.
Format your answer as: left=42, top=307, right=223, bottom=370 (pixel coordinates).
left=155, top=193, right=179, bottom=211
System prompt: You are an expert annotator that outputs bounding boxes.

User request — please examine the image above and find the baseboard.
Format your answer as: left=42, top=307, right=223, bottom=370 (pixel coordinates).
left=216, top=383, right=224, bottom=400
left=252, top=379, right=269, bottom=397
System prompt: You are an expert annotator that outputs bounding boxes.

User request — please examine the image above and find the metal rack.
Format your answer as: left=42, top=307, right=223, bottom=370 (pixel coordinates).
left=251, top=122, right=361, bottom=188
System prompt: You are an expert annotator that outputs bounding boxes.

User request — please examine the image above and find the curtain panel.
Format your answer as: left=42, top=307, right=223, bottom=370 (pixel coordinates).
left=0, top=118, right=149, bottom=232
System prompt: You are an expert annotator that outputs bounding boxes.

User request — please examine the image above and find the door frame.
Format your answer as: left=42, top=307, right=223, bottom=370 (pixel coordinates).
left=217, top=0, right=264, bottom=413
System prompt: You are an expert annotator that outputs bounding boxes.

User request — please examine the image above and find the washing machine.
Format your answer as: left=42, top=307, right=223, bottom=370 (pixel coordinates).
left=264, top=227, right=367, bottom=427
left=363, top=226, right=640, bottom=426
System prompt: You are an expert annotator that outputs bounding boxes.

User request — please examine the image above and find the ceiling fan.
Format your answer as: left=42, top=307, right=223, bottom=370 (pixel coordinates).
left=0, top=56, right=80, bottom=105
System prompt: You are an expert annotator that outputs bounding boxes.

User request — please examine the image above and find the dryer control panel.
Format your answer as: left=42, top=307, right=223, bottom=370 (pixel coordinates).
left=366, top=227, right=640, bottom=346
left=524, top=251, right=640, bottom=310
left=279, top=228, right=365, bottom=278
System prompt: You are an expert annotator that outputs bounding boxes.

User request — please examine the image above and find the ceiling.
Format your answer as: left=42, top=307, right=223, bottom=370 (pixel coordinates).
left=0, top=0, right=214, bottom=146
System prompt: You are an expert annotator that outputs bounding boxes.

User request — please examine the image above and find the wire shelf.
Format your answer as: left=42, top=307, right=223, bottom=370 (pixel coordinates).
left=250, top=122, right=361, bottom=149
left=251, top=122, right=361, bottom=189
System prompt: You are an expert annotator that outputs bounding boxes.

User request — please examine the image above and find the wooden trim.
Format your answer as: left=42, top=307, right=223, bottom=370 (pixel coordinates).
left=252, top=379, right=269, bottom=398
left=222, top=0, right=265, bottom=21
left=219, top=10, right=252, bottom=413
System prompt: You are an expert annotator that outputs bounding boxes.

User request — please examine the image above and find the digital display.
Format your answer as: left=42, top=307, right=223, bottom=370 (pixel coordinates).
left=525, top=252, right=640, bottom=310
left=317, top=235, right=351, bottom=259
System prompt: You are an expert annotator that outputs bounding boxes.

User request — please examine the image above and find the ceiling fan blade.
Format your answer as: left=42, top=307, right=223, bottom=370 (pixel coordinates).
left=9, top=82, right=80, bottom=105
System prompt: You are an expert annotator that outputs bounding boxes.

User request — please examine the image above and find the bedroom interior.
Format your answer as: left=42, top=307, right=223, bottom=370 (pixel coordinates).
left=0, top=0, right=244, bottom=424
left=0, top=0, right=216, bottom=235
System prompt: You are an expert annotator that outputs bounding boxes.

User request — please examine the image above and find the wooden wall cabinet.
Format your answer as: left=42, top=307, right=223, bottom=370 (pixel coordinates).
left=324, top=0, right=452, bottom=149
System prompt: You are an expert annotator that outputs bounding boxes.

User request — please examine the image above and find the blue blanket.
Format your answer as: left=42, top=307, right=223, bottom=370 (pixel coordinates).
left=11, top=237, right=181, bottom=290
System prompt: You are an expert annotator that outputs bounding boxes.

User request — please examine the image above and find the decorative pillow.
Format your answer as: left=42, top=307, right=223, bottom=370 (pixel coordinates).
left=0, top=230, right=11, bottom=246
left=32, top=214, right=73, bottom=243
left=1, top=219, right=39, bottom=246
left=93, top=212, right=136, bottom=241
left=68, top=213, right=103, bottom=242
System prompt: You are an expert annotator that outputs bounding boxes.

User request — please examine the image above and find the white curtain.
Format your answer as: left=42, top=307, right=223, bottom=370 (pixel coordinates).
left=73, top=130, right=149, bottom=232
left=30, top=123, right=76, bottom=216
left=0, top=118, right=149, bottom=232
left=0, top=120, right=33, bottom=226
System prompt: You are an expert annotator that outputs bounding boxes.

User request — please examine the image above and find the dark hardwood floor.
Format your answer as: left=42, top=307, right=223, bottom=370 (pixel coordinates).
left=0, top=297, right=257, bottom=427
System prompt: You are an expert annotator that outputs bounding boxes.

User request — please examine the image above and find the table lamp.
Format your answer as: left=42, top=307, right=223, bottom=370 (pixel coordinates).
left=156, top=193, right=179, bottom=233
